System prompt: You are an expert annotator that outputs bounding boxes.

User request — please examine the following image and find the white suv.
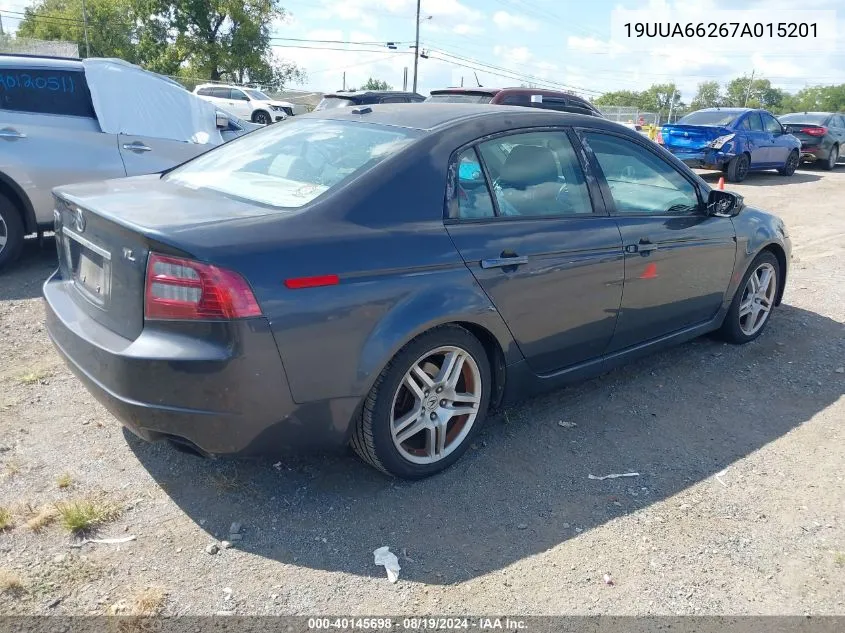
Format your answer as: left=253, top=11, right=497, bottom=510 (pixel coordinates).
left=193, top=84, right=294, bottom=125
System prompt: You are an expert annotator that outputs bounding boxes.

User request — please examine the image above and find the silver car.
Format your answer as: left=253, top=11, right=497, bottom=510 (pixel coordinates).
left=0, top=54, right=256, bottom=268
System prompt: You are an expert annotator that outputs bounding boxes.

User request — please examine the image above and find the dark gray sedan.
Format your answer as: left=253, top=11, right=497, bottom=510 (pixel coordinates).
left=44, top=104, right=792, bottom=479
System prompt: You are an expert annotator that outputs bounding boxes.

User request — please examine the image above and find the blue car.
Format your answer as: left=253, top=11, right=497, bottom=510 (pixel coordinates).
left=660, top=108, right=801, bottom=183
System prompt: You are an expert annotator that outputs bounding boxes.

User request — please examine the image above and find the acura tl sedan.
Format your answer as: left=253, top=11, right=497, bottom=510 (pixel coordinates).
left=44, top=104, right=791, bottom=479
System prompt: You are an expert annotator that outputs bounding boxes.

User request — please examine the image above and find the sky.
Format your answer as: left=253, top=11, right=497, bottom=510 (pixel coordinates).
left=2, top=0, right=843, bottom=101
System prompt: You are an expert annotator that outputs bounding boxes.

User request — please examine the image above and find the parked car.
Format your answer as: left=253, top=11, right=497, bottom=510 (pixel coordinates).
left=658, top=108, right=801, bottom=182
left=315, top=90, right=425, bottom=111
left=44, top=104, right=791, bottom=479
left=778, top=112, right=845, bottom=170
left=0, top=54, right=256, bottom=269
left=193, top=83, right=294, bottom=124
left=426, top=87, right=603, bottom=117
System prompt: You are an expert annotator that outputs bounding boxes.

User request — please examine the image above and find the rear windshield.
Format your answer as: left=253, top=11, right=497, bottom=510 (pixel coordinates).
left=315, top=97, right=355, bottom=110
left=426, top=94, right=493, bottom=104
left=779, top=113, right=830, bottom=125
left=678, top=111, right=739, bottom=126
left=166, top=119, right=418, bottom=208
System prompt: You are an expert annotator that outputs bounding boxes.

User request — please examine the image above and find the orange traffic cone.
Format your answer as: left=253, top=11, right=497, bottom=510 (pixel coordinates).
left=717, top=176, right=725, bottom=190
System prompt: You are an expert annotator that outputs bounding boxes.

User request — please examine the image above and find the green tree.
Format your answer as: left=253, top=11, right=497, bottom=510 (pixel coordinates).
left=348, top=78, right=394, bottom=91
left=779, top=84, right=845, bottom=113
left=593, top=90, right=642, bottom=108
left=723, top=76, right=784, bottom=110
left=639, top=82, right=684, bottom=113
left=690, top=80, right=722, bottom=110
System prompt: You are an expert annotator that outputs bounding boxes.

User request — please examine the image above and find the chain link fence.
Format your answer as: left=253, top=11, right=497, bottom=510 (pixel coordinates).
left=0, top=36, right=78, bottom=57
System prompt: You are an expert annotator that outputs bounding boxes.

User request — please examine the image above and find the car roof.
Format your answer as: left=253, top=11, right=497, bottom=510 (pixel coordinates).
left=780, top=111, right=834, bottom=115
left=301, top=102, right=615, bottom=132
left=695, top=107, right=754, bottom=113
left=0, top=53, right=83, bottom=70
left=323, top=90, right=423, bottom=99
left=431, top=86, right=591, bottom=100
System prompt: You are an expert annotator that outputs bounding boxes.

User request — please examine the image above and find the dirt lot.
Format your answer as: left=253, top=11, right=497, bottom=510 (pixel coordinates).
left=1, top=166, right=843, bottom=616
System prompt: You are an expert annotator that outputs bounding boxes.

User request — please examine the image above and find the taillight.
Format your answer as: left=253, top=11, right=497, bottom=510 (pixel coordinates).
left=656, top=131, right=664, bottom=144
left=145, top=253, right=261, bottom=320
left=801, top=126, right=827, bottom=137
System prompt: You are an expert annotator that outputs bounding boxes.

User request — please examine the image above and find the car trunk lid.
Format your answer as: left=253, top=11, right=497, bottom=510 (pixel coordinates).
left=782, top=123, right=825, bottom=146
left=661, top=125, right=730, bottom=151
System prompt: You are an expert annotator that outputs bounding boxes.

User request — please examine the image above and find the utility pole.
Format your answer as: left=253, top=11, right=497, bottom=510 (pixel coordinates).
left=81, top=0, right=91, bottom=56
left=403, top=67, right=408, bottom=91
left=667, top=87, right=677, bottom=124
left=744, top=69, right=755, bottom=107
left=0, top=13, right=5, bottom=36
left=342, top=71, right=346, bottom=91
left=412, top=0, right=421, bottom=93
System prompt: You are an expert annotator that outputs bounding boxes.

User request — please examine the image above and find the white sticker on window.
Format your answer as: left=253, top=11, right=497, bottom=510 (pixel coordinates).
left=531, top=94, right=543, bottom=103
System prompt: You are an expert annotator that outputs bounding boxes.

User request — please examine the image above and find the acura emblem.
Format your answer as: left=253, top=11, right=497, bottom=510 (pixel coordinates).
left=74, top=208, right=86, bottom=233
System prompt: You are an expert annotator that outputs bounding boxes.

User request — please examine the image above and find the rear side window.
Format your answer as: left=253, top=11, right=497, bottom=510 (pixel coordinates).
left=0, top=68, right=95, bottom=118
left=746, top=113, right=764, bottom=131
left=197, top=87, right=213, bottom=96
left=453, top=148, right=496, bottom=219
left=210, top=87, right=230, bottom=98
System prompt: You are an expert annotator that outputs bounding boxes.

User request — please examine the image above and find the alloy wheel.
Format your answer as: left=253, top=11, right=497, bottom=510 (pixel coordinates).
left=829, top=146, right=839, bottom=170
left=738, top=262, right=777, bottom=336
left=737, top=155, right=749, bottom=180
left=389, top=346, right=482, bottom=465
left=255, top=112, right=270, bottom=125
left=786, top=151, right=799, bottom=174
left=0, top=214, right=7, bottom=255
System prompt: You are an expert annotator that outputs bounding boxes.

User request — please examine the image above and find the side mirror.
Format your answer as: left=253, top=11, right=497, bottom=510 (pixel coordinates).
left=707, top=189, right=743, bottom=217
left=215, top=111, right=229, bottom=130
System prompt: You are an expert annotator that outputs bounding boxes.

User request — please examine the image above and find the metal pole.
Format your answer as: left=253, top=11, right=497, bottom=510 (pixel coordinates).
left=667, top=88, right=677, bottom=124
left=744, top=69, right=755, bottom=107
left=342, top=71, right=346, bottom=91
left=0, top=13, right=5, bottom=36
left=81, top=0, right=91, bottom=56
left=412, top=0, right=420, bottom=93
left=403, top=67, right=407, bottom=91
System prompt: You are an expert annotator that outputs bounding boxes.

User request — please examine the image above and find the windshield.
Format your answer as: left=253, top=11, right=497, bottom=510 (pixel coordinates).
left=779, top=113, right=830, bottom=125
left=166, top=119, right=418, bottom=208
left=678, top=111, right=739, bottom=126
left=245, top=89, right=271, bottom=101
left=315, top=97, right=355, bottom=111
left=426, top=94, right=493, bottom=104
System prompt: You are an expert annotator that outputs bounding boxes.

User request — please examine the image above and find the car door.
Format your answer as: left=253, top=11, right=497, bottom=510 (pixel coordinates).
left=833, top=116, right=845, bottom=159
left=227, top=88, right=253, bottom=119
left=0, top=65, right=126, bottom=227
left=740, top=112, right=771, bottom=166
left=444, top=129, right=625, bottom=374
left=118, top=133, right=209, bottom=176
left=578, top=130, right=737, bottom=352
left=762, top=112, right=790, bottom=164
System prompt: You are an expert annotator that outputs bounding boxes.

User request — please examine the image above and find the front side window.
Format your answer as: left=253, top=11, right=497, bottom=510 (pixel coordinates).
left=583, top=132, right=700, bottom=215
left=166, top=119, right=418, bottom=208
left=762, top=113, right=783, bottom=135
left=0, top=68, right=95, bottom=117
left=230, top=89, right=249, bottom=101
left=245, top=89, right=271, bottom=101
left=476, top=131, right=594, bottom=217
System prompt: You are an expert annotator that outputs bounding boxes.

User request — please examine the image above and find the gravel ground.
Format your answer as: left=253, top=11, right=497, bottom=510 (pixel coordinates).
left=0, top=166, right=843, bottom=616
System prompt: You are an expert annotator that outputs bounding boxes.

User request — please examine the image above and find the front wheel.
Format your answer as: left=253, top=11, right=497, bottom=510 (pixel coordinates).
left=778, top=150, right=799, bottom=176
left=726, top=153, right=749, bottom=182
left=822, top=145, right=839, bottom=171
left=0, top=193, right=25, bottom=270
left=351, top=325, right=491, bottom=479
left=252, top=110, right=271, bottom=125
left=718, top=251, right=780, bottom=344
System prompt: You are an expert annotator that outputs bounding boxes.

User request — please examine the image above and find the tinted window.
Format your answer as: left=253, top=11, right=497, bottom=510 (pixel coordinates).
left=167, top=119, right=418, bottom=208
left=380, top=96, right=408, bottom=103
left=583, top=132, right=699, bottom=215
left=678, top=111, right=739, bottom=126
left=245, top=89, right=271, bottom=100
left=210, top=87, right=230, bottom=98
left=230, top=89, right=249, bottom=101
left=315, top=97, right=355, bottom=110
left=745, top=113, right=764, bottom=131
left=426, top=94, right=492, bottom=104
left=500, top=94, right=531, bottom=106
left=835, top=116, right=845, bottom=128
left=779, top=113, right=830, bottom=125
left=197, top=87, right=213, bottom=96
left=0, top=68, right=95, bottom=118
left=452, top=148, right=495, bottom=219
left=762, top=113, right=783, bottom=134
left=476, top=131, right=593, bottom=217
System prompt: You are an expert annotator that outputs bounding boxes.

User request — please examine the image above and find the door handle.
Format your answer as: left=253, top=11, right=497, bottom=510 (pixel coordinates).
left=122, top=142, right=152, bottom=153
left=626, top=239, right=659, bottom=254
left=0, top=128, right=26, bottom=139
left=480, top=254, right=528, bottom=269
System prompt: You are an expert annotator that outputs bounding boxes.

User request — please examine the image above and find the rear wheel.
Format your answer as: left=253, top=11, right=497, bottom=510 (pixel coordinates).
left=726, top=153, right=749, bottom=182
left=778, top=150, right=799, bottom=176
left=822, top=144, right=839, bottom=170
left=0, top=193, right=25, bottom=270
left=351, top=325, right=491, bottom=479
left=718, top=251, right=780, bottom=344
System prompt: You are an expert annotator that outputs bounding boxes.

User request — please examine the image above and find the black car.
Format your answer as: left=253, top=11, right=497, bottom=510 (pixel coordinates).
left=426, top=87, right=603, bottom=117
left=45, top=105, right=791, bottom=479
left=315, top=90, right=425, bottom=111
left=778, top=112, right=845, bottom=170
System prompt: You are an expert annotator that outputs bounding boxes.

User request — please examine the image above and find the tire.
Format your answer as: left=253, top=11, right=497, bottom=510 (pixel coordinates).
left=717, top=251, right=780, bottom=344
left=351, top=325, right=491, bottom=479
left=726, top=153, right=750, bottom=183
left=0, top=193, right=25, bottom=270
left=822, top=144, right=838, bottom=171
left=252, top=110, right=271, bottom=125
left=778, top=150, right=799, bottom=176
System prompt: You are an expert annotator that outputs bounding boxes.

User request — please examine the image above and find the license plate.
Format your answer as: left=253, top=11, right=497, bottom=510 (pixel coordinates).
left=77, top=252, right=106, bottom=299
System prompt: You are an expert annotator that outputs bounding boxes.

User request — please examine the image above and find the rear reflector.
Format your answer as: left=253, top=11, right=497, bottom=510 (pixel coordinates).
left=284, top=274, right=340, bottom=289
left=145, top=253, right=262, bottom=320
left=801, top=126, right=827, bottom=137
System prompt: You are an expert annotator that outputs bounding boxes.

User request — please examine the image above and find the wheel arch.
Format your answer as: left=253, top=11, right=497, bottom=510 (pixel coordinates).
left=761, top=242, right=788, bottom=306
left=0, top=171, right=37, bottom=234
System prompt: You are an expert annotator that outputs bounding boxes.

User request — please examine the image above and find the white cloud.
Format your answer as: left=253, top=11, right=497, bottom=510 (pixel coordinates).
left=452, top=23, right=484, bottom=35
left=422, top=0, right=483, bottom=22
left=492, top=11, right=539, bottom=32
left=567, top=36, right=626, bottom=57
left=494, top=46, right=532, bottom=64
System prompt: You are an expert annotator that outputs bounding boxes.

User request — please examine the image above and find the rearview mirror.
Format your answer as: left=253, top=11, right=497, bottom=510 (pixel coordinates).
left=215, top=111, right=229, bottom=130
left=707, top=189, right=743, bottom=217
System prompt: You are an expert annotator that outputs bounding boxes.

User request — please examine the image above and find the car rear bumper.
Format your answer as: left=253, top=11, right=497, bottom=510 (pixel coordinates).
left=799, top=146, right=826, bottom=161
left=664, top=148, right=733, bottom=170
left=43, top=271, right=358, bottom=456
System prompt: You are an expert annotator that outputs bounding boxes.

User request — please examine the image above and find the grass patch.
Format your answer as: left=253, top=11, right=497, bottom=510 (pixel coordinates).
left=835, top=551, right=845, bottom=567
left=0, top=507, right=12, bottom=531
left=0, top=569, right=25, bottom=596
left=56, top=473, right=73, bottom=489
left=56, top=498, right=120, bottom=534
left=110, top=587, right=167, bottom=616
left=26, top=505, right=58, bottom=532
left=17, top=369, right=53, bottom=385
